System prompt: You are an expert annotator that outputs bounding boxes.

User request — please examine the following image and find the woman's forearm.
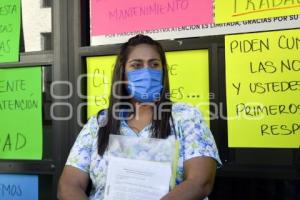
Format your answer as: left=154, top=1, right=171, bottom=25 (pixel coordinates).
left=161, top=179, right=211, bottom=200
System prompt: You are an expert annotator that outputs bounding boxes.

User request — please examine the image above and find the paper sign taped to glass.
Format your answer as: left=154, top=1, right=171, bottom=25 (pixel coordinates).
left=104, top=135, right=180, bottom=200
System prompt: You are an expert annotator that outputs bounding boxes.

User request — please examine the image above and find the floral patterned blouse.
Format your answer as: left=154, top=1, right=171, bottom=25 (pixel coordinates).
left=66, top=103, right=222, bottom=200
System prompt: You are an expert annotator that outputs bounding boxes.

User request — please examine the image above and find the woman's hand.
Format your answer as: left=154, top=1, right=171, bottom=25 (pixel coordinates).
left=58, top=166, right=90, bottom=200
left=161, top=157, right=217, bottom=200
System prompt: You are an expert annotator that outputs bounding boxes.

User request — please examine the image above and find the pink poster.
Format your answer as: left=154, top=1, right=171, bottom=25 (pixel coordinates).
left=91, top=0, right=213, bottom=35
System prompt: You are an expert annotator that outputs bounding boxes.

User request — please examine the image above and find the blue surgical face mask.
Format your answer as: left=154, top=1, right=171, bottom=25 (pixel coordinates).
left=127, top=68, right=163, bottom=102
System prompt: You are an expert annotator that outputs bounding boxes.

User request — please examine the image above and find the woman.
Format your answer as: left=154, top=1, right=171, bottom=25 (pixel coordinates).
left=58, top=34, right=221, bottom=200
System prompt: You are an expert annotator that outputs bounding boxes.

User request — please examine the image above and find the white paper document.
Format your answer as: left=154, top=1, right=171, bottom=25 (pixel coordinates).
left=104, top=156, right=172, bottom=200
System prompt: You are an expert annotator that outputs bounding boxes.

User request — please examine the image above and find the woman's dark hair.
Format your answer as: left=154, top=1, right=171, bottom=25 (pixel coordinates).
left=97, top=34, right=173, bottom=156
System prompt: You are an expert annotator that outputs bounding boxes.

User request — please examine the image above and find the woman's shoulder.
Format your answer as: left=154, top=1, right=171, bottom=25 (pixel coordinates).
left=172, top=102, right=195, bottom=111
left=171, top=102, right=203, bottom=120
left=96, top=109, right=108, bottom=126
left=85, top=109, right=108, bottom=136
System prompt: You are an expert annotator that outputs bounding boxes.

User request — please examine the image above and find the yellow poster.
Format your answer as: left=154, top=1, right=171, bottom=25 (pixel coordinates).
left=225, top=29, right=300, bottom=148
left=87, top=56, right=116, bottom=118
left=87, top=50, right=210, bottom=125
left=215, top=0, right=300, bottom=24
left=166, top=50, right=210, bottom=125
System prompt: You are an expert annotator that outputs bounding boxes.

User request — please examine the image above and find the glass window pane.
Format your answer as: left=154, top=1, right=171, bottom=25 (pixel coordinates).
left=21, top=0, right=52, bottom=52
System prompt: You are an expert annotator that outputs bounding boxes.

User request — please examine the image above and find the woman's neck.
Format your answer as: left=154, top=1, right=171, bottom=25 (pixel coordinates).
left=125, top=101, right=155, bottom=133
left=132, top=101, right=154, bottom=122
